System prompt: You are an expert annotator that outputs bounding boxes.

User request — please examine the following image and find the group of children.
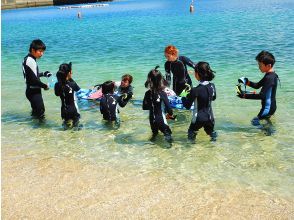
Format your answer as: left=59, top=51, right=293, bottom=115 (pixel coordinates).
left=22, top=39, right=279, bottom=142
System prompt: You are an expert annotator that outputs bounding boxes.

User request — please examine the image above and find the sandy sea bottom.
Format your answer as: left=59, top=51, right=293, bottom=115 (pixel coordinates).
left=2, top=148, right=293, bottom=219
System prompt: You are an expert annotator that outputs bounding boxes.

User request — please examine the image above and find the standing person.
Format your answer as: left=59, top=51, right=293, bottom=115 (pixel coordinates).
left=237, top=50, right=279, bottom=126
left=143, top=66, right=176, bottom=143
left=54, top=62, right=81, bottom=130
left=164, top=45, right=196, bottom=96
left=22, top=39, right=51, bottom=119
left=100, top=80, right=129, bottom=124
left=181, top=62, right=217, bottom=142
left=190, top=0, right=194, bottom=13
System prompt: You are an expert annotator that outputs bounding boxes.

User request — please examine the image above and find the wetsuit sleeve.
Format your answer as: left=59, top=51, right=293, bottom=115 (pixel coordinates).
left=211, top=83, right=216, bottom=101
left=164, top=61, right=172, bottom=86
left=247, top=77, right=264, bottom=89
left=142, top=91, right=151, bottom=110
left=54, top=82, right=62, bottom=96
left=244, top=76, right=274, bottom=100
left=117, top=95, right=128, bottom=108
left=100, top=99, right=104, bottom=114
left=164, top=61, right=171, bottom=73
left=124, top=85, right=134, bottom=102
left=179, top=56, right=195, bottom=69
left=69, top=79, right=81, bottom=91
left=161, top=91, right=173, bottom=115
left=24, top=57, right=48, bottom=89
left=182, top=87, right=197, bottom=109
left=73, top=82, right=81, bottom=92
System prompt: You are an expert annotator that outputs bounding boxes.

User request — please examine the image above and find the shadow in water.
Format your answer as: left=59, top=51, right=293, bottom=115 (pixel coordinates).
left=114, top=132, right=172, bottom=149
left=217, top=119, right=276, bottom=136
left=1, top=111, right=61, bottom=130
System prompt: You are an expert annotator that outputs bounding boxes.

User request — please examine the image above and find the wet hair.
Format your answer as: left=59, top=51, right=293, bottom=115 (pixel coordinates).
left=194, top=62, right=215, bottom=81
left=144, top=65, right=165, bottom=92
left=121, top=74, right=133, bottom=84
left=56, top=62, right=72, bottom=84
left=102, top=80, right=115, bottom=94
left=29, top=39, right=46, bottom=52
left=164, top=45, right=178, bottom=56
left=255, top=50, right=275, bottom=66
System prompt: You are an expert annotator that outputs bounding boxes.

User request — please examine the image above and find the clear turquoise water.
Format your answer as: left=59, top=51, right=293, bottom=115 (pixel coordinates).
left=2, top=0, right=294, bottom=198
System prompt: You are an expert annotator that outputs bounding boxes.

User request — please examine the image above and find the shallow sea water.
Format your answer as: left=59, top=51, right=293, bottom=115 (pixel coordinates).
left=2, top=0, right=294, bottom=218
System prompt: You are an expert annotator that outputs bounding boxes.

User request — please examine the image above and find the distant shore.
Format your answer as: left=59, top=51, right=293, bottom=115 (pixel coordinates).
left=1, top=0, right=112, bottom=10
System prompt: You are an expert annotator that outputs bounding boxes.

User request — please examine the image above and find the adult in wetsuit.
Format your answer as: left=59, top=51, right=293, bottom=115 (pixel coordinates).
left=54, top=63, right=81, bottom=128
left=237, top=51, right=279, bottom=125
left=22, top=39, right=51, bottom=119
left=164, top=45, right=196, bottom=95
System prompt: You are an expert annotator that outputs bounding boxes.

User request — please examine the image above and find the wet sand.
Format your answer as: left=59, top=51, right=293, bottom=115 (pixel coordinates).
left=2, top=150, right=293, bottom=220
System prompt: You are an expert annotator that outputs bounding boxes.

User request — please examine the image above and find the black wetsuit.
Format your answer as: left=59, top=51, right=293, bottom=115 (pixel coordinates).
left=165, top=55, right=195, bottom=95
left=142, top=90, right=173, bottom=136
left=54, top=79, right=81, bottom=124
left=182, top=81, right=216, bottom=136
left=244, top=72, right=278, bottom=119
left=100, top=94, right=128, bottom=121
left=22, top=54, right=48, bottom=118
left=117, top=85, right=133, bottom=102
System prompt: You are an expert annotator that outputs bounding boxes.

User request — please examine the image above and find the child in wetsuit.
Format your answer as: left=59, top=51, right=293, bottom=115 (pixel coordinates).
left=116, top=74, right=134, bottom=103
left=237, top=51, right=279, bottom=126
left=22, top=39, right=52, bottom=119
left=143, top=66, right=176, bottom=143
left=181, top=62, right=217, bottom=142
left=54, top=62, right=81, bottom=129
left=100, top=80, right=128, bottom=123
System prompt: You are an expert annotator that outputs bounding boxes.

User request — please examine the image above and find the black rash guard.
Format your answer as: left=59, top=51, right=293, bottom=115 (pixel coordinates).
left=244, top=72, right=278, bottom=119
left=182, top=81, right=216, bottom=134
left=142, top=90, right=173, bottom=135
left=164, top=55, right=195, bottom=95
left=54, top=79, right=81, bottom=121
left=100, top=94, right=128, bottom=121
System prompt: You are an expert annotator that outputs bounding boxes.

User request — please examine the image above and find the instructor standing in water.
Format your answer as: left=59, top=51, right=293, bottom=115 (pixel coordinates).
left=164, top=45, right=196, bottom=95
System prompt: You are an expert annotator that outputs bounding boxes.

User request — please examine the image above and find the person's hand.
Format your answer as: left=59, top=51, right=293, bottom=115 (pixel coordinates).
left=238, top=77, right=248, bottom=85
left=184, top=83, right=191, bottom=92
left=166, top=113, right=177, bottom=120
left=237, top=92, right=244, bottom=98
left=44, top=71, right=52, bottom=78
left=180, top=90, right=189, bottom=97
left=179, top=84, right=191, bottom=97
left=121, top=93, right=128, bottom=100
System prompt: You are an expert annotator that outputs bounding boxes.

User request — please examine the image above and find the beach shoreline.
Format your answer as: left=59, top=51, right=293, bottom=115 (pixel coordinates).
left=2, top=150, right=293, bottom=219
